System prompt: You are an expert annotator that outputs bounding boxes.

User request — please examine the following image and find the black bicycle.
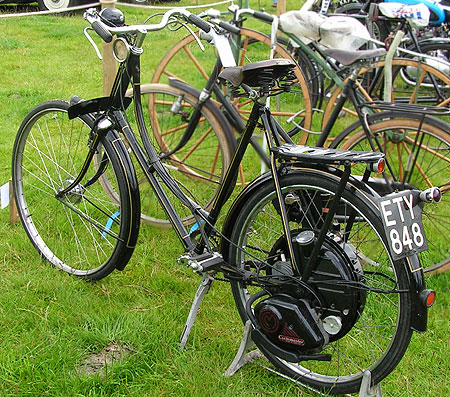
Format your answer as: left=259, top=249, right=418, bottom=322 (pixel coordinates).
left=12, top=7, right=437, bottom=395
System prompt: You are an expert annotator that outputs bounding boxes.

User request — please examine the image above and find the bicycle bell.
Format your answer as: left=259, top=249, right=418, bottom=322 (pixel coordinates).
left=99, top=8, right=125, bottom=27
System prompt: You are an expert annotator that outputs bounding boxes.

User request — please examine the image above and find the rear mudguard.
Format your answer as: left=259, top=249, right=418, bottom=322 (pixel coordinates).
left=220, top=165, right=429, bottom=332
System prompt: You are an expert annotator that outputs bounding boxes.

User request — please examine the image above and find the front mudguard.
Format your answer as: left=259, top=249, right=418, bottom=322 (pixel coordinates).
left=106, top=129, right=141, bottom=271
left=220, top=164, right=430, bottom=332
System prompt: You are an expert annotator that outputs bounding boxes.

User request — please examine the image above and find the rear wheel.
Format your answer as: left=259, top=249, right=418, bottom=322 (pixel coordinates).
left=331, top=113, right=450, bottom=274
left=12, top=100, right=140, bottom=280
left=226, top=170, right=412, bottom=394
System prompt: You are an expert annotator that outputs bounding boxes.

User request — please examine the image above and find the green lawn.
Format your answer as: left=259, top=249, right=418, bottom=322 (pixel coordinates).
left=1, top=1, right=450, bottom=396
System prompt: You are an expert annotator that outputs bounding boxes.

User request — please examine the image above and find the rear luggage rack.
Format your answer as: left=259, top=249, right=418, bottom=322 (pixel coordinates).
left=273, top=144, right=385, bottom=166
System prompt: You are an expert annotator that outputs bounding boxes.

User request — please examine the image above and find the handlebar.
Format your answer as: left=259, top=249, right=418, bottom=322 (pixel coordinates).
left=84, top=7, right=210, bottom=41
left=187, top=13, right=211, bottom=33
left=253, top=11, right=275, bottom=23
left=230, top=7, right=276, bottom=24
left=210, top=19, right=241, bottom=35
left=90, top=19, right=113, bottom=43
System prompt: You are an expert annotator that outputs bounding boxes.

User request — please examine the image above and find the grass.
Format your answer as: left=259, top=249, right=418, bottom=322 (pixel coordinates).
left=1, top=1, right=450, bottom=396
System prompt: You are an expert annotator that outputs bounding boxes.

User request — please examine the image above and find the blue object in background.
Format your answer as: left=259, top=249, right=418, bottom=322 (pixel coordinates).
left=102, top=211, right=121, bottom=238
left=384, top=0, right=446, bottom=25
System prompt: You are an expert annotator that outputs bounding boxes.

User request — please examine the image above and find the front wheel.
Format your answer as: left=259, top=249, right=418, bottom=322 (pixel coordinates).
left=225, top=170, right=413, bottom=394
left=12, top=100, right=141, bottom=280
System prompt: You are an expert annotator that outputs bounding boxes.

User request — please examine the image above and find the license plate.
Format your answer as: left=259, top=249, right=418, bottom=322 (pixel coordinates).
left=378, top=190, right=428, bottom=260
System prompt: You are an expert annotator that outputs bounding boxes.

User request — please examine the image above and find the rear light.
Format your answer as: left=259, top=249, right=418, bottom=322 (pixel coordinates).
left=420, top=289, right=436, bottom=308
left=419, top=187, right=441, bottom=203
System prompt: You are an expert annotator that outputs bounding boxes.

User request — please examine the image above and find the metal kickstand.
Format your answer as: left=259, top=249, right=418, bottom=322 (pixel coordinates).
left=224, top=320, right=264, bottom=377
left=357, top=370, right=383, bottom=397
left=179, top=272, right=214, bottom=350
left=225, top=323, right=383, bottom=397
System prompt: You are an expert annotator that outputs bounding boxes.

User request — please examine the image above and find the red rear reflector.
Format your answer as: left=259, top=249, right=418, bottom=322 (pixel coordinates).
left=432, top=188, right=442, bottom=203
left=377, top=158, right=385, bottom=173
left=420, top=289, right=436, bottom=308
left=367, top=158, right=385, bottom=173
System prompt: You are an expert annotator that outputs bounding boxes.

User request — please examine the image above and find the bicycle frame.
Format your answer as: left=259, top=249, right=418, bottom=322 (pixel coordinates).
left=74, top=4, right=439, bottom=295
left=64, top=28, right=314, bottom=273
left=68, top=19, right=398, bottom=286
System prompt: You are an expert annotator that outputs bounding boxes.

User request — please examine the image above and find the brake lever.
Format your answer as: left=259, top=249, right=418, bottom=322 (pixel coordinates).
left=173, top=17, right=205, bottom=52
left=84, top=27, right=103, bottom=60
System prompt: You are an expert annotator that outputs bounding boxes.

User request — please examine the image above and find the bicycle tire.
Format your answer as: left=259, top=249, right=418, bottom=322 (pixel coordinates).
left=12, top=100, right=141, bottom=280
left=224, top=168, right=413, bottom=394
left=122, top=83, right=235, bottom=227
left=330, top=112, right=450, bottom=274
left=322, top=58, right=450, bottom=131
left=151, top=28, right=313, bottom=139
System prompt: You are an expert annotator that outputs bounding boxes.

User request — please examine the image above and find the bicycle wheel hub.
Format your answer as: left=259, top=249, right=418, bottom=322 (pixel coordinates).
left=59, top=178, right=85, bottom=204
left=256, top=230, right=367, bottom=349
left=384, top=128, right=408, bottom=143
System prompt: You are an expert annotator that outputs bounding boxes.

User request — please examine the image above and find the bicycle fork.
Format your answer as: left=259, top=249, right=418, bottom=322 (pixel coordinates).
left=55, top=115, right=113, bottom=200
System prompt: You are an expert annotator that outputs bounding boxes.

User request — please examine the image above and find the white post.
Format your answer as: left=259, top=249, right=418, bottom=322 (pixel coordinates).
left=9, top=180, right=18, bottom=224
left=384, top=31, right=405, bottom=102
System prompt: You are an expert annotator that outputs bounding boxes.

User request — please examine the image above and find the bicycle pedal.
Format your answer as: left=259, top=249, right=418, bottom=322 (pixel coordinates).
left=178, top=252, right=223, bottom=272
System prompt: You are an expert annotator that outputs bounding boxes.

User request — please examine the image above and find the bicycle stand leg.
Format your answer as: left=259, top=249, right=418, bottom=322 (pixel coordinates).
left=224, top=320, right=264, bottom=377
left=179, top=273, right=214, bottom=350
left=224, top=325, right=383, bottom=397
left=358, top=370, right=383, bottom=397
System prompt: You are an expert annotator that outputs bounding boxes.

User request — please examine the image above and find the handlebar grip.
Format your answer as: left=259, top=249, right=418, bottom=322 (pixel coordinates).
left=188, top=14, right=211, bottom=33
left=253, top=11, right=274, bottom=22
left=218, top=21, right=240, bottom=35
left=92, top=20, right=113, bottom=43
